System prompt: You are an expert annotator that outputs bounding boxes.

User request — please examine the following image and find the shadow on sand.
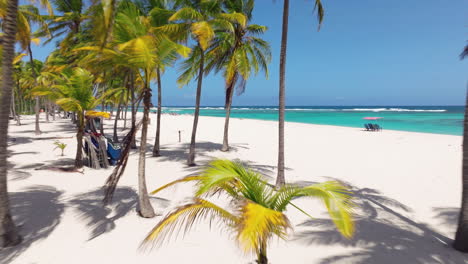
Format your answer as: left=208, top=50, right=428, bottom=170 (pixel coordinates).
left=293, top=180, right=466, bottom=264
left=0, top=186, right=65, bottom=264
left=150, top=141, right=249, bottom=164
left=69, top=187, right=170, bottom=240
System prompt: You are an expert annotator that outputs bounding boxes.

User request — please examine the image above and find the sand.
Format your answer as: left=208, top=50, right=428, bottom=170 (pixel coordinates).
left=1, top=113, right=467, bottom=264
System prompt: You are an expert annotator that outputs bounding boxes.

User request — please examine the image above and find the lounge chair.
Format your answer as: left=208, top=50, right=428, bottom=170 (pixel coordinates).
left=373, top=124, right=382, bottom=131
left=367, top=123, right=375, bottom=131
left=364, top=124, right=371, bottom=131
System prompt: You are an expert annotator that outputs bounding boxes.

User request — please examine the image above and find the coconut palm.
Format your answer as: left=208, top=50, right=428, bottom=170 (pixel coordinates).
left=142, top=159, right=354, bottom=264
left=137, top=0, right=180, bottom=157
left=453, top=43, right=468, bottom=252
left=40, top=0, right=84, bottom=44
left=1, top=0, right=51, bottom=134
left=166, top=0, right=246, bottom=165
left=79, top=1, right=189, bottom=217
left=0, top=0, right=22, bottom=248
left=206, top=0, right=270, bottom=151
left=34, top=67, right=110, bottom=168
left=276, top=0, right=324, bottom=187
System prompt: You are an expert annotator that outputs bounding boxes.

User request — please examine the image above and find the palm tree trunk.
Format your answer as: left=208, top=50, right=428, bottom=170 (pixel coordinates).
left=257, top=240, right=268, bottom=264
left=45, top=99, right=50, bottom=123
left=124, top=102, right=128, bottom=129
left=12, top=92, right=20, bottom=126
left=130, top=72, right=137, bottom=149
left=113, top=94, right=123, bottom=143
left=152, top=68, right=162, bottom=157
left=187, top=46, right=205, bottom=166
left=28, top=43, right=41, bottom=135
left=276, top=0, right=289, bottom=187
left=454, top=90, right=468, bottom=252
left=137, top=73, right=155, bottom=218
left=0, top=0, right=22, bottom=247
left=75, top=112, right=84, bottom=168
left=51, top=104, right=55, bottom=121
left=221, top=75, right=236, bottom=152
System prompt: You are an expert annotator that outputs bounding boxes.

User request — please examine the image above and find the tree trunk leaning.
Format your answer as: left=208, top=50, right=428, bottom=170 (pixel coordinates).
left=187, top=46, right=205, bottom=166
left=454, top=89, right=468, bottom=252
left=276, top=0, right=289, bottom=187
left=113, top=95, right=123, bottom=143
left=0, top=0, right=22, bottom=247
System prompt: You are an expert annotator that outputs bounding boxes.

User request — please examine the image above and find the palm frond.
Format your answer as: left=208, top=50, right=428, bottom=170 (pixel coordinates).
left=298, top=181, right=355, bottom=238
left=236, top=200, right=290, bottom=255
left=142, top=197, right=237, bottom=248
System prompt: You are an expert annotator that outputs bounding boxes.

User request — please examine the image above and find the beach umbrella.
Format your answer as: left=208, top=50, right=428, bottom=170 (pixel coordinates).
left=363, top=117, right=383, bottom=120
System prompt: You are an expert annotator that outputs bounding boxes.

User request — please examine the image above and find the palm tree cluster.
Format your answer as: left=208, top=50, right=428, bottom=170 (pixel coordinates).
left=1, top=0, right=467, bottom=260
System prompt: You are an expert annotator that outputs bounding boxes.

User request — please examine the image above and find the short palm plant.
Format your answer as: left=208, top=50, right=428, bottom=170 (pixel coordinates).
left=142, top=159, right=354, bottom=264
left=53, top=141, right=67, bottom=156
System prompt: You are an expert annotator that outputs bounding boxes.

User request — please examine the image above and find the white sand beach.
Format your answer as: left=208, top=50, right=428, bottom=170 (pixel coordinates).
left=2, top=113, right=467, bottom=264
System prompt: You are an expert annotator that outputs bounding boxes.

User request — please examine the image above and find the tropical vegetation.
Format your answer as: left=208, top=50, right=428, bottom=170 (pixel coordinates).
left=142, top=159, right=354, bottom=264
left=1, top=0, right=466, bottom=261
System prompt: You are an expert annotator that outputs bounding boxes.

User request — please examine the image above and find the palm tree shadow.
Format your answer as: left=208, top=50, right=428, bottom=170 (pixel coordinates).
left=153, top=141, right=249, bottom=164
left=68, top=187, right=170, bottom=240
left=293, top=181, right=467, bottom=264
left=433, top=207, right=459, bottom=231
left=0, top=186, right=65, bottom=264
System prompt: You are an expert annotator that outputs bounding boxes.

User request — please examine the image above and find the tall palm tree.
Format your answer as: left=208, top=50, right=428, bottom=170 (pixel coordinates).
left=276, top=0, right=324, bottom=187
left=81, top=1, right=189, bottom=217
left=0, top=0, right=22, bottom=248
left=142, top=159, right=354, bottom=264
left=168, top=0, right=245, bottom=165
left=138, top=0, right=179, bottom=157
left=207, top=0, right=270, bottom=151
left=1, top=0, right=51, bottom=134
left=453, top=43, right=468, bottom=252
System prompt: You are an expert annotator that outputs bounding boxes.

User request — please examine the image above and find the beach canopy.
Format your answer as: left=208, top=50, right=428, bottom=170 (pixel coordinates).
left=363, top=117, right=383, bottom=120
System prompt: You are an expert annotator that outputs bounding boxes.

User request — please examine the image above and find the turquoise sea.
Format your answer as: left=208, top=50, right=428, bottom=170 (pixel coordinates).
left=159, top=106, right=464, bottom=136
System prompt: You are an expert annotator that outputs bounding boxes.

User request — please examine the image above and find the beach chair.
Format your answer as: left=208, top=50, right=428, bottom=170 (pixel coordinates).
left=374, top=124, right=382, bottom=131
left=364, top=124, right=371, bottom=131
left=367, top=123, right=375, bottom=131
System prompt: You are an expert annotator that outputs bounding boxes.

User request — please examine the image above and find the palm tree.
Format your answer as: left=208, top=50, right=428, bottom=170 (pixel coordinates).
left=138, top=0, right=179, bottom=157
left=168, top=0, right=245, bottom=165
left=34, top=68, right=110, bottom=168
left=81, top=1, right=189, bottom=217
left=0, top=0, right=22, bottom=247
left=1, top=0, right=51, bottom=134
left=142, top=159, right=354, bottom=264
left=453, top=43, right=468, bottom=252
left=276, top=0, right=324, bottom=187
left=207, top=0, right=270, bottom=151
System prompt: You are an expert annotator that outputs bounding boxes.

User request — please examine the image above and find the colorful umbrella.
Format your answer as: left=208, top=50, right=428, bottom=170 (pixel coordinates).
left=363, top=117, right=383, bottom=120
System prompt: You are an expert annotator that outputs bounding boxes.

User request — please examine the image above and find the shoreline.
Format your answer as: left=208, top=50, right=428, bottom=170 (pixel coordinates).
left=161, top=112, right=463, bottom=138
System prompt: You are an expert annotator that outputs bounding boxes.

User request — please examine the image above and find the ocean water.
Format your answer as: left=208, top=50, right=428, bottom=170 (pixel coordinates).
left=158, top=106, right=464, bottom=136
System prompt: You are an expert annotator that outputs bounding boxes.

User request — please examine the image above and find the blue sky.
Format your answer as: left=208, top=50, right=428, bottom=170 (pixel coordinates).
left=30, top=0, right=468, bottom=106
